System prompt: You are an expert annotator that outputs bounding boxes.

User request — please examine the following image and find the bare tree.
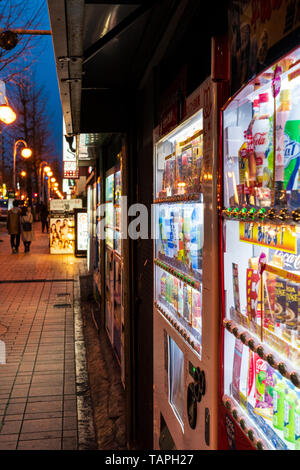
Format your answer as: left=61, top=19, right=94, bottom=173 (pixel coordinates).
left=0, top=0, right=45, bottom=84
left=3, top=75, right=58, bottom=202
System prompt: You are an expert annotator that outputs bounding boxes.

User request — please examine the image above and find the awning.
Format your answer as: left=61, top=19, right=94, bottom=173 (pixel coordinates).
left=47, top=0, right=191, bottom=137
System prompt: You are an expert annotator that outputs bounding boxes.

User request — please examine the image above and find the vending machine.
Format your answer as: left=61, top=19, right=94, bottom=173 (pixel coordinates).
left=104, top=162, right=125, bottom=384
left=113, top=166, right=122, bottom=366
left=153, top=77, right=223, bottom=449
left=219, top=46, right=300, bottom=450
left=94, top=177, right=102, bottom=300
left=105, top=169, right=115, bottom=343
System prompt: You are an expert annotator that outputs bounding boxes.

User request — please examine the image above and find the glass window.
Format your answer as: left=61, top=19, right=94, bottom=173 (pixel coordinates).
left=105, top=174, right=114, bottom=202
left=223, top=47, right=300, bottom=211
left=223, top=217, right=300, bottom=449
left=114, top=170, right=121, bottom=205
left=224, top=219, right=300, bottom=361
left=222, top=46, right=300, bottom=450
left=155, top=111, right=203, bottom=199
left=154, top=110, right=204, bottom=357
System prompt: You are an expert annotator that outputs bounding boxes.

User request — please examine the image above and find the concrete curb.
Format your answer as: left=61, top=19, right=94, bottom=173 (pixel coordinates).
left=74, top=276, right=98, bottom=450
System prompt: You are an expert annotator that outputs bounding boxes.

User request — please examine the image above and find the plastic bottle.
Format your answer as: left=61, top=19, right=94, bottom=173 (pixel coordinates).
left=183, top=207, right=191, bottom=268
left=169, top=209, right=176, bottom=259
left=275, top=90, right=291, bottom=183
left=273, top=372, right=286, bottom=430
left=246, top=114, right=256, bottom=190
left=255, top=357, right=266, bottom=405
left=167, top=210, right=174, bottom=259
left=183, top=284, right=192, bottom=323
left=274, top=89, right=291, bottom=207
left=190, top=207, right=199, bottom=271
left=295, top=392, right=300, bottom=450
left=172, top=277, right=178, bottom=309
left=252, top=92, right=271, bottom=186
left=253, top=98, right=260, bottom=117
left=239, top=134, right=248, bottom=187
left=160, top=273, right=166, bottom=300
left=177, top=207, right=184, bottom=262
left=242, top=99, right=259, bottom=192
left=178, top=281, right=183, bottom=316
left=165, top=274, right=171, bottom=305
left=283, top=384, right=297, bottom=443
left=164, top=159, right=171, bottom=195
left=264, top=363, right=274, bottom=410
left=168, top=275, right=174, bottom=307
left=172, top=207, right=179, bottom=260
left=192, top=289, right=201, bottom=331
left=159, top=206, right=168, bottom=256
left=281, top=87, right=300, bottom=196
left=284, top=118, right=300, bottom=192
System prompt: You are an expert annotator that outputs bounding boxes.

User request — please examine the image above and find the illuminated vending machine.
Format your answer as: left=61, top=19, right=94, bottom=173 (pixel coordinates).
left=153, top=77, right=222, bottom=449
left=94, top=177, right=102, bottom=303
left=105, top=170, right=115, bottom=343
left=219, top=46, right=300, bottom=450
left=104, top=163, right=125, bottom=383
left=113, top=166, right=123, bottom=371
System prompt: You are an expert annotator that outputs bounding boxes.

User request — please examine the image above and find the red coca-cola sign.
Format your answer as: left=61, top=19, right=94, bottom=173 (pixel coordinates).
left=253, top=132, right=267, bottom=146
left=255, top=155, right=263, bottom=165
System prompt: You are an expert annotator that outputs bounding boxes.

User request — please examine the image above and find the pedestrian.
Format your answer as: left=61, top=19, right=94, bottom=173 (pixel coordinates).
left=7, top=200, right=21, bottom=254
left=40, top=202, right=49, bottom=233
left=20, top=206, right=34, bottom=253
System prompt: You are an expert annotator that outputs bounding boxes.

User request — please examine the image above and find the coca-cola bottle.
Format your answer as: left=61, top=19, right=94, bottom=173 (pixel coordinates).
left=252, top=93, right=271, bottom=187
left=275, top=89, right=291, bottom=207
left=245, top=118, right=256, bottom=206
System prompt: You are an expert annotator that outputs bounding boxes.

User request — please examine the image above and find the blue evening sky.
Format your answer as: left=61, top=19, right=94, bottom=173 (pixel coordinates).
left=35, top=0, right=62, bottom=163
left=23, top=0, right=63, bottom=164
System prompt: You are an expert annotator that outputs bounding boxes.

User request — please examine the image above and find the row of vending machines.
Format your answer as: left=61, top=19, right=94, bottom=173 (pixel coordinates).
left=153, top=45, right=300, bottom=450
left=104, top=163, right=125, bottom=386
left=89, top=157, right=126, bottom=387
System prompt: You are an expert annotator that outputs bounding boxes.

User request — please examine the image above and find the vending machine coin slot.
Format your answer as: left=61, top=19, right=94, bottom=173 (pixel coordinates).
left=187, top=364, right=207, bottom=428
left=194, top=382, right=202, bottom=403
left=290, top=372, right=300, bottom=387
left=205, top=408, right=210, bottom=447
left=194, top=366, right=206, bottom=398
left=187, top=382, right=197, bottom=429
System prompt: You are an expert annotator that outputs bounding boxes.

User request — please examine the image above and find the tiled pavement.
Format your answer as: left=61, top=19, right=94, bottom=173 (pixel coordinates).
left=0, top=222, right=95, bottom=450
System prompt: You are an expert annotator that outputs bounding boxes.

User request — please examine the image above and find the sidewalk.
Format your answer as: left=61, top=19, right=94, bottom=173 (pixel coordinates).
left=0, top=222, right=96, bottom=450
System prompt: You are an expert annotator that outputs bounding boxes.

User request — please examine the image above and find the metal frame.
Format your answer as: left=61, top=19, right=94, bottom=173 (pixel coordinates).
left=83, top=1, right=159, bottom=65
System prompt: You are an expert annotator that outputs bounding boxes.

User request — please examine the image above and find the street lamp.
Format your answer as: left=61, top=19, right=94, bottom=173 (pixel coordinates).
left=13, top=139, right=32, bottom=192
left=0, top=82, right=16, bottom=192
left=0, top=100, right=16, bottom=124
left=0, top=81, right=16, bottom=125
left=46, top=171, right=53, bottom=201
left=21, top=147, right=32, bottom=159
left=44, top=168, right=53, bottom=204
left=19, top=170, right=27, bottom=200
left=38, top=161, right=50, bottom=203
